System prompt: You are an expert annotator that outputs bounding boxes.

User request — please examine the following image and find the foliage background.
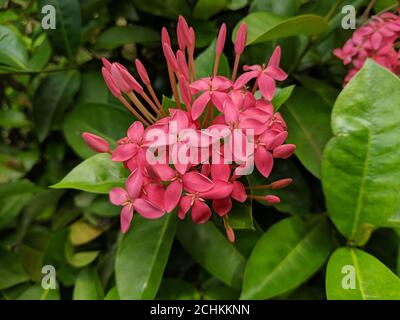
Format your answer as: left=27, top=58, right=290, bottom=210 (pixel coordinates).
left=0, top=0, right=399, bottom=300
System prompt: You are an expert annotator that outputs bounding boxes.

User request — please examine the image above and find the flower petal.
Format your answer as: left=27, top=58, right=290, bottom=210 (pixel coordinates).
left=126, top=168, right=143, bottom=199
left=191, top=200, right=212, bottom=224
left=200, top=180, right=233, bottom=200
left=127, top=121, right=144, bottom=143
left=258, top=73, right=276, bottom=101
left=133, top=198, right=165, bottom=219
left=211, top=164, right=231, bottom=182
left=109, top=187, right=128, bottom=205
left=233, top=71, right=259, bottom=89
left=120, top=205, right=134, bottom=234
left=111, top=143, right=138, bottom=162
left=191, top=92, right=211, bottom=120
left=178, top=195, right=192, bottom=220
left=255, top=146, right=274, bottom=178
left=212, top=197, right=232, bottom=217
left=231, top=181, right=247, bottom=203
left=164, top=180, right=183, bottom=213
left=273, top=144, right=296, bottom=159
left=182, top=171, right=213, bottom=192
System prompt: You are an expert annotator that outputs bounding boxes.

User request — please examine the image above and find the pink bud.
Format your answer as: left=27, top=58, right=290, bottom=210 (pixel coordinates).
left=101, top=57, right=112, bottom=71
left=178, top=74, right=191, bottom=107
left=268, top=178, right=293, bottom=190
left=273, top=144, right=296, bottom=159
left=177, top=15, right=190, bottom=50
left=216, top=23, right=227, bottom=55
left=163, top=43, right=180, bottom=71
left=101, top=67, right=121, bottom=98
left=116, top=63, right=144, bottom=93
left=187, top=27, right=195, bottom=51
left=176, top=50, right=189, bottom=81
left=110, top=63, right=131, bottom=93
left=234, top=23, right=247, bottom=55
left=82, top=132, right=110, bottom=153
left=225, top=222, right=235, bottom=243
left=135, top=59, right=150, bottom=85
left=161, top=27, right=171, bottom=46
left=265, top=195, right=281, bottom=204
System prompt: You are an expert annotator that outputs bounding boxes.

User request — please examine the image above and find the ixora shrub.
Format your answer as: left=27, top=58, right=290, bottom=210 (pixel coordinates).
left=1, top=1, right=400, bottom=301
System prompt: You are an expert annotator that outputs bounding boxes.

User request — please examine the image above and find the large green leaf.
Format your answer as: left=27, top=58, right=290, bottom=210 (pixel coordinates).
left=115, top=214, right=176, bottom=300
left=156, top=278, right=200, bottom=300
left=228, top=200, right=253, bottom=230
left=96, top=26, right=159, bottom=50
left=176, top=219, right=246, bottom=290
left=193, top=0, right=228, bottom=20
left=250, top=0, right=299, bottom=16
left=326, top=247, right=400, bottom=300
left=241, top=216, right=334, bottom=299
left=322, top=60, right=400, bottom=242
left=63, top=103, right=134, bottom=158
left=195, top=40, right=230, bottom=78
left=232, top=12, right=329, bottom=45
left=133, top=0, right=189, bottom=19
left=33, top=70, right=81, bottom=142
left=272, top=85, right=295, bottom=111
left=37, top=0, right=81, bottom=60
left=73, top=268, right=104, bottom=300
left=0, top=25, right=28, bottom=69
left=281, top=87, right=332, bottom=178
left=17, top=284, right=60, bottom=300
left=51, top=153, right=128, bottom=193
left=0, top=246, right=29, bottom=290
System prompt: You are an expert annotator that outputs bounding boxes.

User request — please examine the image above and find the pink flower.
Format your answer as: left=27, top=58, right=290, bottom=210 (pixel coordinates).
left=82, top=132, right=110, bottom=153
left=234, top=46, right=288, bottom=100
left=190, top=76, right=232, bottom=119
left=109, top=169, right=165, bottom=233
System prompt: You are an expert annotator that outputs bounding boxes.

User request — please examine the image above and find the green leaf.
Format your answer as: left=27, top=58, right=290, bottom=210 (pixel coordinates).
left=77, top=71, right=109, bottom=105
left=133, top=0, right=189, bottom=19
left=193, top=0, right=228, bottom=20
left=51, top=153, right=128, bottom=194
left=295, top=75, right=339, bottom=107
left=27, top=36, right=52, bottom=71
left=0, top=181, right=38, bottom=230
left=63, top=103, right=134, bottom=158
left=247, top=159, right=311, bottom=216
left=96, top=26, right=159, bottom=50
left=202, top=278, right=240, bottom=300
left=156, top=278, right=200, bottom=300
left=176, top=219, right=246, bottom=290
left=233, top=13, right=329, bottom=45
left=326, top=247, right=400, bottom=300
left=0, top=110, right=31, bottom=129
left=374, top=0, right=398, bottom=12
left=69, top=220, right=103, bottom=245
left=73, top=267, right=104, bottom=300
left=0, top=246, right=29, bottom=290
left=115, top=214, right=177, bottom=300
left=17, top=284, right=60, bottom=300
left=281, top=87, right=332, bottom=178
left=104, top=286, right=120, bottom=300
left=0, top=25, right=28, bottom=69
left=250, top=0, right=299, bottom=16
left=33, top=70, right=81, bottom=142
left=241, top=216, right=334, bottom=299
left=272, top=85, right=295, bottom=110
left=195, top=40, right=230, bottom=79
left=37, top=0, right=81, bottom=60
left=321, top=60, right=400, bottom=241
left=228, top=200, right=254, bottom=230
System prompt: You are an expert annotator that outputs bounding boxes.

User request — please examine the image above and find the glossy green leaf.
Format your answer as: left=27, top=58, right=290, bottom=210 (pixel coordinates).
left=51, top=153, right=128, bottom=194
left=27, top=36, right=52, bottom=71
left=33, top=70, right=81, bottom=142
left=193, top=0, right=228, bottom=20
left=195, top=40, right=230, bottom=78
left=272, top=85, right=295, bottom=111
left=73, top=268, right=104, bottom=300
left=115, top=214, right=177, bottom=300
left=133, top=0, right=189, bottom=19
left=156, top=278, right=200, bottom=300
left=202, top=278, right=240, bottom=300
left=104, top=286, right=120, bottom=300
left=63, top=103, right=134, bottom=158
left=322, top=60, right=400, bottom=241
left=241, top=216, right=334, bottom=299
left=228, top=200, right=254, bottom=230
left=96, top=26, right=159, bottom=50
left=281, top=87, right=332, bottom=178
left=0, top=246, right=29, bottom=290
left=326, top=247, right=400, bottom=300
left=250, top=0, right=299, bottom=16
left=37, top=0, right=81, bottom=60
left=0, top=25, right=28, bottom=69
left=76, top=71, right=109, bottom=105
left=17, top=284, right=60, bottom=300
left=295, top=75, right=339, bottom=107
left=176, top=219, right=246, bottom=290
left=233, top=13, right=329, bottom=45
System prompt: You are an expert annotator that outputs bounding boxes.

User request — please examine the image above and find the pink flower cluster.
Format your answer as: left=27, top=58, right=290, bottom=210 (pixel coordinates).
left=334, top=10, right=400, bottom=83
left=82, top=17, right=295, bottom=241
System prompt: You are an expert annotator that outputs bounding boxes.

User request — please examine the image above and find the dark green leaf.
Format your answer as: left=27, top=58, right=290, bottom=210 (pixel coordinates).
left=116, top=214, right=177, bottom=299
left=195, top=40, right=230, bottom=79
left=33, top=70, right=81, bottom=142
left=228, top=200, right=254, bottom=230
left=193, top=0, right=228, bottom=20
left=281, top=87, right=332, bottom=178
left=133, top=0, right=189, bottom=19
left=0, top=246, right=29, bottom=290
left=37, top=0, right=81, bottom=60
left=73, top=267, right=104, bottom=300
left=156, top=278, right=200, bottom=300
left=0, top=25, right=28, bottom=69
left=176, top=219, right=246, bottom=290
left=241, top=216, right=334, bottom=299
